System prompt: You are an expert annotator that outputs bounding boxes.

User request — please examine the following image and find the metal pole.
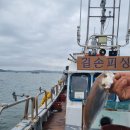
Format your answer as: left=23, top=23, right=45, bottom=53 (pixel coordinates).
left=77, top=0, right=85, bottom=47
left=127, top=0, right=130, bottom=35
left=100, top=0, right=106, bottom=34
left=79, top=0, right=82, bottom=30
left=23, top=99, right=29, bottom=119
left=85, top=0, right=91, bottom=45
left=56, top=85, right=58, bottom=95
left=44, top=90, right=47, bottom=109
left=116, top=0, right=121, bottom=45
left=112, top=0, right=116, bottom=45
left=35, top=96, right=38, bottom=118
left=31, top=98, right=35, bottom=120
left=125, top=0, right=130, bottom=45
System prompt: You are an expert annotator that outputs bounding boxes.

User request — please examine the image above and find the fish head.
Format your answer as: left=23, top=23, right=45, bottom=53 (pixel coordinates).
left=100, top=72, right=114, bottom=90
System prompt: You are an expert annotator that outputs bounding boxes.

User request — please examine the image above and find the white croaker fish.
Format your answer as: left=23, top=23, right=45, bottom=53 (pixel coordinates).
left=83, top=72, right=114, bottom=130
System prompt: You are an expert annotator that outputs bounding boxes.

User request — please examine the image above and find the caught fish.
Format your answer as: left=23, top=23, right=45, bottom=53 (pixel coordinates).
left=83, top=72, right=114, bottom=130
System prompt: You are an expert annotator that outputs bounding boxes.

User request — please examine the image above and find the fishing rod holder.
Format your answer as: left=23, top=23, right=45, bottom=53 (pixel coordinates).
left=38, top=87, right=46, bottom=93
left=12, top=92, right=29, bottom=101
left=68, top=54, right=77, bottom=63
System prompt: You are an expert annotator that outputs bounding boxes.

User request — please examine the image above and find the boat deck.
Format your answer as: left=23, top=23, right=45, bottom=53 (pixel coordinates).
left=43, top=96, right=66, bottom=130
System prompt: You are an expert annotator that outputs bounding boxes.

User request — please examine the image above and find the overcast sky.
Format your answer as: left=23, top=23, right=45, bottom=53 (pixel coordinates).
left=0, top=0, right=129, bottom=71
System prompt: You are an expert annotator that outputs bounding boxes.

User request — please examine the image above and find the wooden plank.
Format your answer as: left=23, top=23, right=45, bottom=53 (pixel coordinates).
left=77, top=56, right=130, bottom=70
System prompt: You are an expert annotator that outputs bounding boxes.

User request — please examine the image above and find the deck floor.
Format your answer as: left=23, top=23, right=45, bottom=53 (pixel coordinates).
left=43, top=100, right=66, bottom=130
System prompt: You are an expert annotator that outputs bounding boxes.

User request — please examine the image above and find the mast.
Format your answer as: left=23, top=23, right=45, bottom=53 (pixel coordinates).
left=84, top=0, right=121, bottom=54
left=78, top=0, right=130, bottom=53
left=100, top=0, right=106, bottom=34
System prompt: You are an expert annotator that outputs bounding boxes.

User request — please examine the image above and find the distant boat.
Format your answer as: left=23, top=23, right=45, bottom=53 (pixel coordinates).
left=31, top=71, right=40, bottom=74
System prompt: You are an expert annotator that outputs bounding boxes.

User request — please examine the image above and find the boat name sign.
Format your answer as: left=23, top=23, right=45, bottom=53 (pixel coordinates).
left=77, top=56, right=130, bottom=70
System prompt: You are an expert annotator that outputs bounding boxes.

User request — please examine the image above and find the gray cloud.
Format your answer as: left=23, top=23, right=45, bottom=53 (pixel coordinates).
left=0, top=0, right=129, bottom=70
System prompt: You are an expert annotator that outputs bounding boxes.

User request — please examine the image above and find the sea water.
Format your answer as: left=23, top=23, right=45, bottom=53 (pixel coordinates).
left=0, top=72, right=61, bottom=130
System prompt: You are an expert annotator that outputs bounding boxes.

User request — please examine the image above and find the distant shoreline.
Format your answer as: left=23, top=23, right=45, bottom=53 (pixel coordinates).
left=0, top=69, right=62, bottom=74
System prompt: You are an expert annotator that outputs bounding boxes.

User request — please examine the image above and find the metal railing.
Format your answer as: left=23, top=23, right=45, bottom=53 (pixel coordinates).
left=0, top=80, right=65, bottom=121
left=0, top=96, right=35, bottom=120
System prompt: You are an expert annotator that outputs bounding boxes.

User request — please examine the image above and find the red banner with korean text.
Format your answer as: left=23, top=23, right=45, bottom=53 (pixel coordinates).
left=77, top=56, right=130, bottom=70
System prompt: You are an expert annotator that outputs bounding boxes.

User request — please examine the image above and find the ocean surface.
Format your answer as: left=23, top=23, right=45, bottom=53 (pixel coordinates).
left=0, top=72, right=62, bottom=130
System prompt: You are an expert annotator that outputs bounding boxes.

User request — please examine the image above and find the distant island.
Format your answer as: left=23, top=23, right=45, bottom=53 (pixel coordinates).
left=0, top=69, right=62, bottom=74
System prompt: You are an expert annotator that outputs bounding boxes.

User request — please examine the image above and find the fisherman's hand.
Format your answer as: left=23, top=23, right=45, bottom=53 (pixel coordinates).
left=111, top=72, right=130, bottom=100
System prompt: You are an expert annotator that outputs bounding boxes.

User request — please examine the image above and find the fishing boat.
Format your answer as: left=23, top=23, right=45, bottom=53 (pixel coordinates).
left=0, top=0, right=130, bottom=130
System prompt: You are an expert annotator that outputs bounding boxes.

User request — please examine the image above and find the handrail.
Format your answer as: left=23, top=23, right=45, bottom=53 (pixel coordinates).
left=0, top=79, right=65, bottom=119
left=0, top=96, right=34, bottom=118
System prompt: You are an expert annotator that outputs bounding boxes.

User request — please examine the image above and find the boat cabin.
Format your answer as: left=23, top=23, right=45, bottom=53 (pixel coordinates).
left=65, top=53, right=130, bottom=130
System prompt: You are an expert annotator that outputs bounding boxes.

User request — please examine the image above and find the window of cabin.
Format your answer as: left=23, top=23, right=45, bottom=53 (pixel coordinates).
left=69, top=73, right=91, bottom=101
